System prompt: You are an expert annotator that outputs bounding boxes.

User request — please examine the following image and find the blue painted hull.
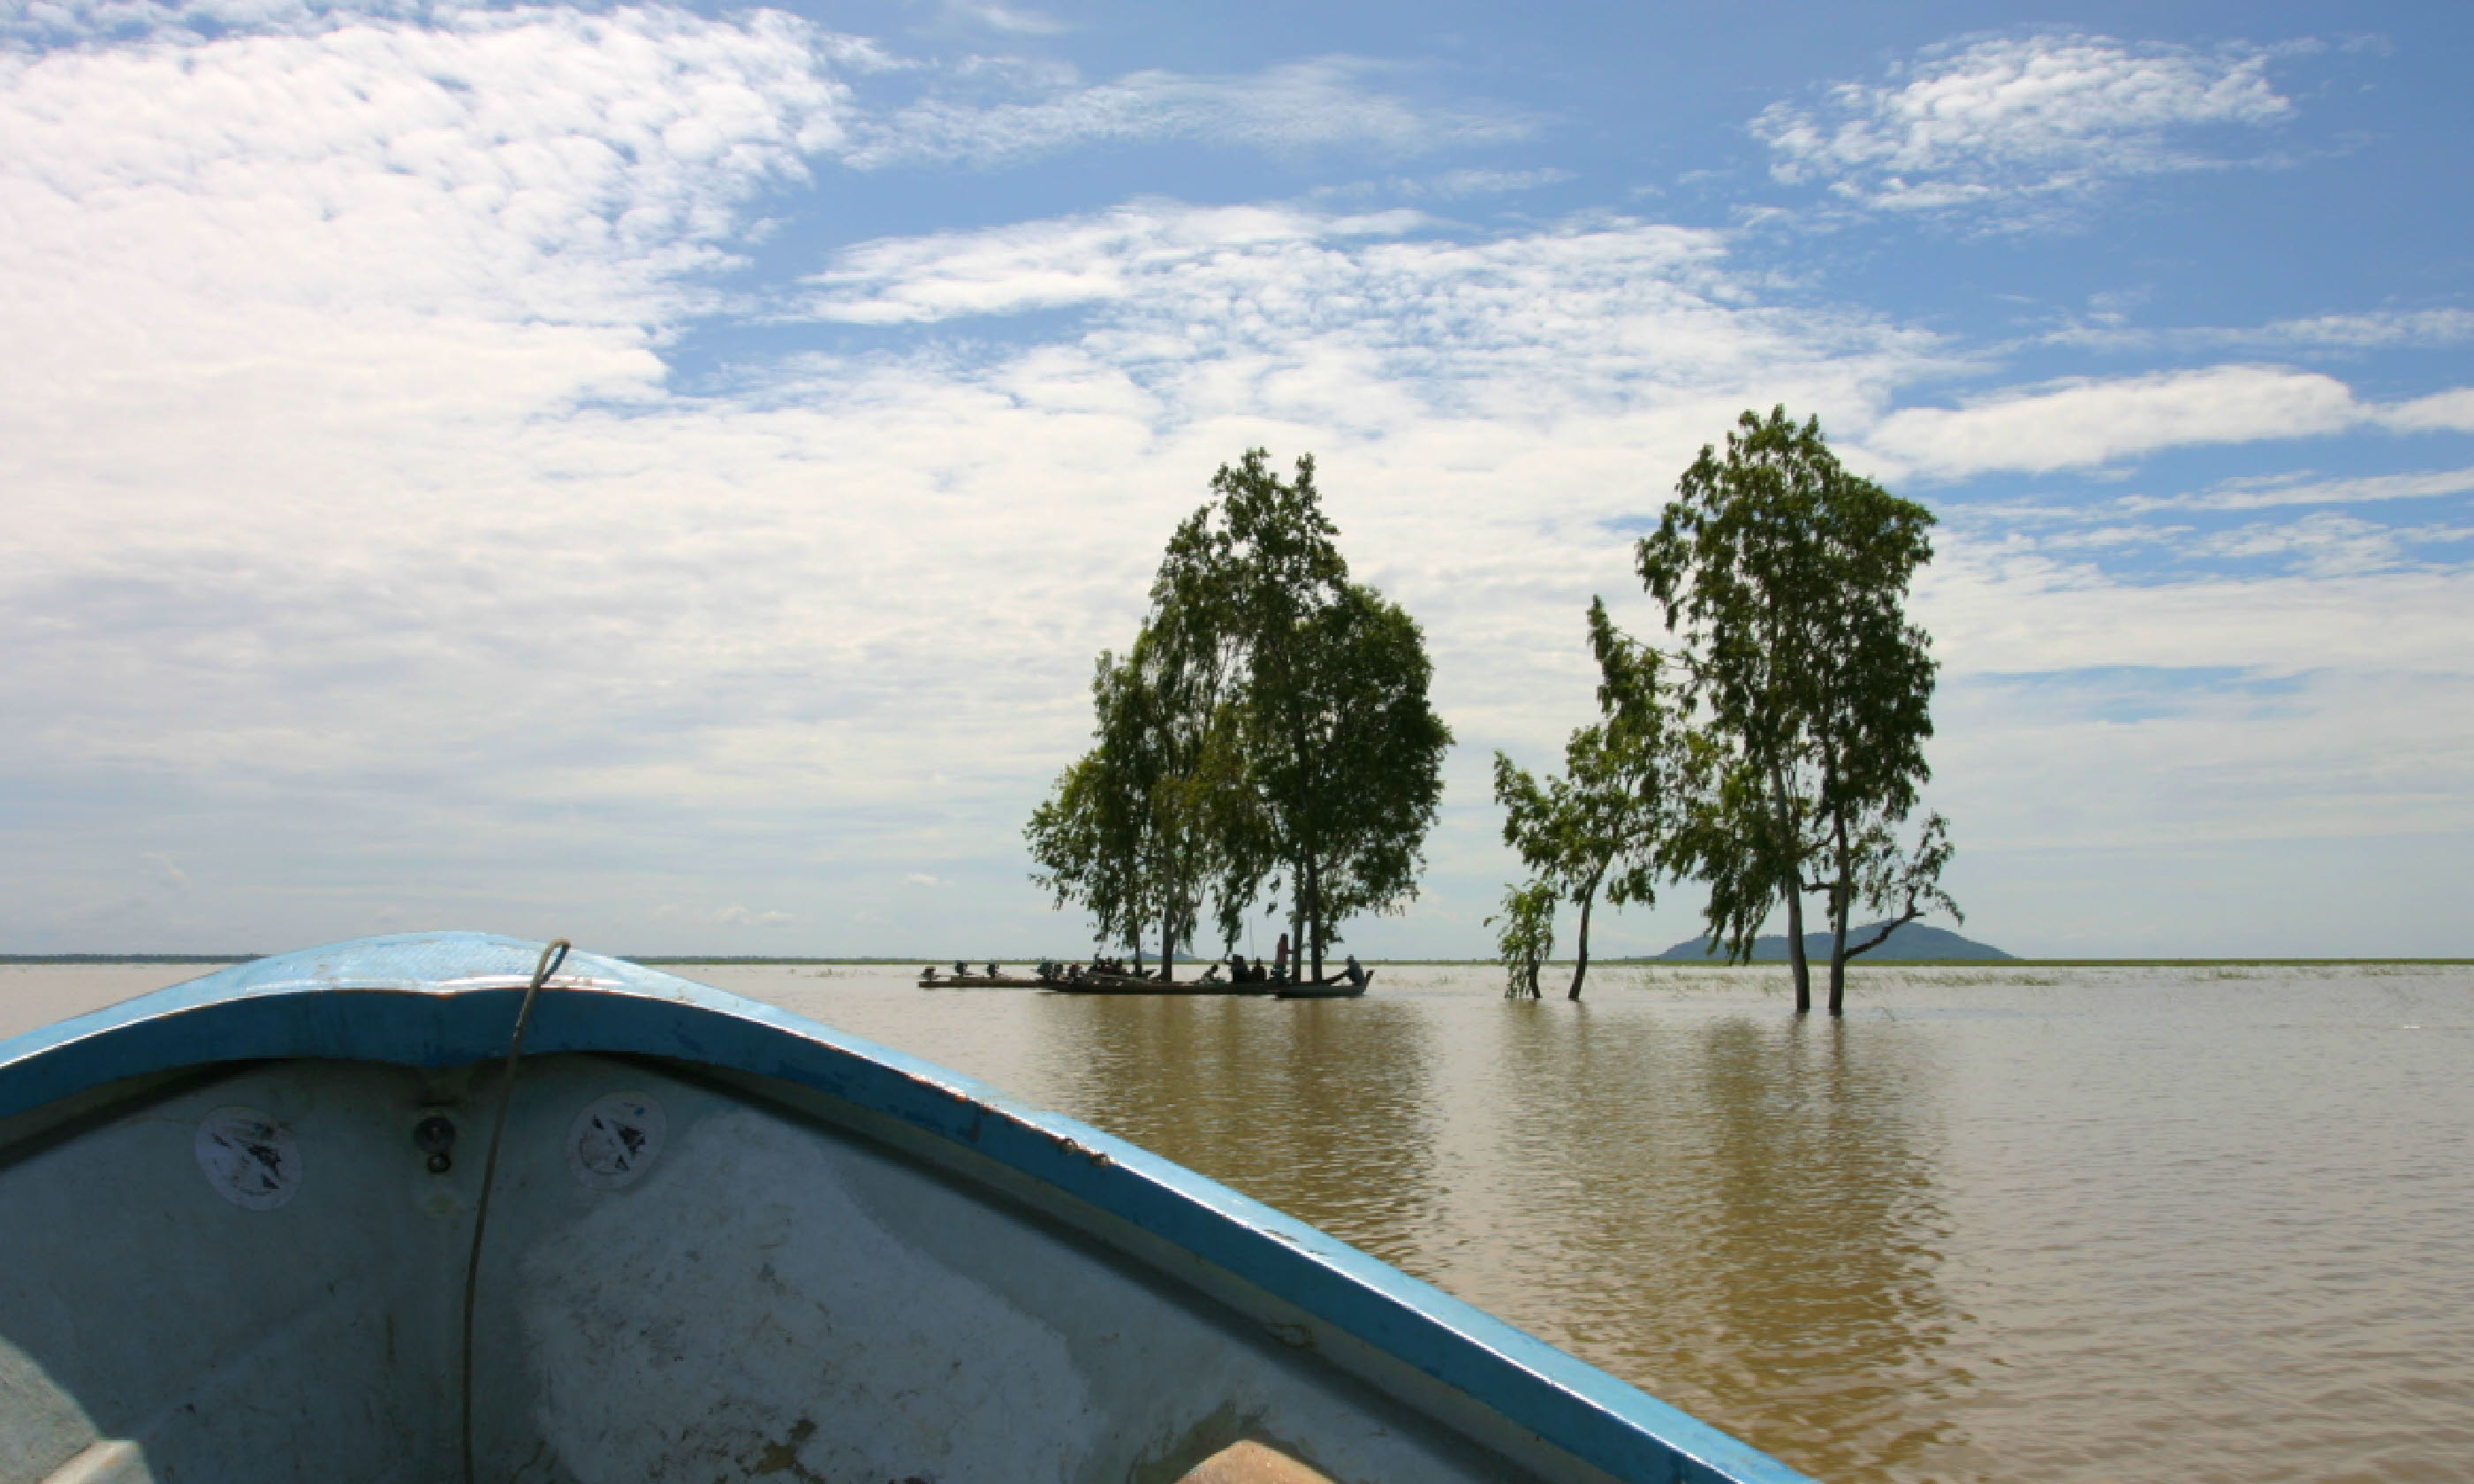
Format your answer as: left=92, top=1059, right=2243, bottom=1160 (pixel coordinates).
left=0, top=933, right=1808, bottom=1484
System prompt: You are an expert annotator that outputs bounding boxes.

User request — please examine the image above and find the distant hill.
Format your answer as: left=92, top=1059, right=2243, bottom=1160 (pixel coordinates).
left=1644, top=921, right=2011, bottom=962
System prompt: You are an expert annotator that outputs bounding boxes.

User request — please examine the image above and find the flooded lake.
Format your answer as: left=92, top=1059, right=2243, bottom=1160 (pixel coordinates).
left=6, top=959, right=2470, bottom=1482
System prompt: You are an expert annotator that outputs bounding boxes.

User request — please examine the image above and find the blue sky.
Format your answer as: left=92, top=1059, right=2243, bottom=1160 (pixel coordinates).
left=4, top=0, right=2468, bottom=958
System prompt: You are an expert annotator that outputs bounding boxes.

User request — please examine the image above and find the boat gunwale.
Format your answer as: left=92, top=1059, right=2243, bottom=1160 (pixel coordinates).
left=0, top=931, right=1805, bottom=1484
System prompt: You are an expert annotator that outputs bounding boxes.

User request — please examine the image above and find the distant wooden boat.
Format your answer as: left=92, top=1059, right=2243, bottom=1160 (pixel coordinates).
left=1278, top=971, right=1373, bottom=1000
left=917, top=972, right=1049, bottom=988
left=1044, top=971, right=1272, bottom=996
left=0, top=932, right=1807, bottom=1484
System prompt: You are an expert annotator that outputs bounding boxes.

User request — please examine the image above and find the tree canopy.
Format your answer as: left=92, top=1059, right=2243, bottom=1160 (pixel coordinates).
left=1631, top=405, right=1957, bottom=1015
left=1031, top=450, right=1451, bottom=981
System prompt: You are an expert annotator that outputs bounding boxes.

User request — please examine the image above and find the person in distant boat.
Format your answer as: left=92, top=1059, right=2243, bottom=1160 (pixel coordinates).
left=985, top=962, right=998, bottom=977
left=1197, top=962, right=1224, bottom=983
left=1273, top=933, right=1290, bottom=982
left=1342, top=954, right=1367, bottom=988
left=954, top=961, right=968, bottom=977
left=1229, top=952, right=1248, bottom=983
left=922, top=965, right=938, bottom=980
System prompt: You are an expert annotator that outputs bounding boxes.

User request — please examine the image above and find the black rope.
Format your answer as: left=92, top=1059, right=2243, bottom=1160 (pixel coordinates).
left=459, top=937, right=568, bottom=1484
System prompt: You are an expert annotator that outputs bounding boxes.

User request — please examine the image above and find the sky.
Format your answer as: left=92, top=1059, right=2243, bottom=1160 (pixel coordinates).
left=4, top=0, right=2469, bottom=959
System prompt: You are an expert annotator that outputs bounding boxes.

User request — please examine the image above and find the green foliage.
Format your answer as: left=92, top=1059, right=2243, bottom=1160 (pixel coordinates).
left=1490, top=599, right=1685, bottom=999
left=1631, top=405, right=1954, bottom=1014
left=1485, top=880, right=1558, bottom=998
left=1034, top=449, right=1451, bottom=980
left=1157, top=450, right=1453, bottom=978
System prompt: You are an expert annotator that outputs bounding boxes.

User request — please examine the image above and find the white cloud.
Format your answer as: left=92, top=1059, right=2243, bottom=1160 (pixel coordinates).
left=2122, top=466, right=2474, bottom=512
left=801, top=201, right=1413, bottom=323
left=2046, top=307, right=2474, bottom=352
left=2192, top=511, right=2473, bottom=577
left=714, top=905, right=796, bottom=928
left=795, top=201, right=1933, bottom=422
left=938, top=0, right=1066, bottom=36
left=2243, top=308, right=2474, bottom=350
left=1865, top=365, right=2360, bottom=477
left=843, top=55, right=1530, bottom=169
left=2378, top=387, right=2474, bottom=433
left=1863, top=366, right=2474, bottom=479
left=1413, top=166, right=1576, bottom=199
left=1756, top=33, right=2292, bottom=221
left=0, top=3, right=860, bottom=352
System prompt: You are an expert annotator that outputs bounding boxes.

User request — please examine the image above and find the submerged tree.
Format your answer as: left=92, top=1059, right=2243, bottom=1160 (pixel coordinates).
left=1634, top=405, right=1957, bottom=1015
left=1486, top=880, right=1558, bottom=999
left=1490, top=601, right=1684, bottom=1001
left=1157, top=450, right=1453, bottom=980
left=1032, top=449, right=1450, bottom=981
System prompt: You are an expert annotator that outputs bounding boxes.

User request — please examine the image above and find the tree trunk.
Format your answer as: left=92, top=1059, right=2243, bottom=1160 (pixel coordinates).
left=1304, top=853, right=1324, bottom=981
left=1567, top=862, right=1607, bottom=1002
left=1825, top=817, right=1852, bottom=1016
left=1826, top=903, right=1850, bottom=1016
left=1296, top=880, right=1316, bottom=984
left=1782, top=875, right=1810, bottom=1014
left=1161, top=914, right=1174, bottom=983
left=1766, top=760, right=1811, bottom=1015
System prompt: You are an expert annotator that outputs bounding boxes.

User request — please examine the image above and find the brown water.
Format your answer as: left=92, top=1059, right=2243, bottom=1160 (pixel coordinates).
left=6, top=961, right=2470, bottom=1483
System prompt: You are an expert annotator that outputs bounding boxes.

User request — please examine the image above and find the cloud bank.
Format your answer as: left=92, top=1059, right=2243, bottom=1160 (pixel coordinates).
left=2, top=4, right=2465, bottom=957
left=1866, top=365, right=2474, bottom=478
left=1756, top=33, right=2294, bottom=222
left=844, top=56, right=1535, bottom=169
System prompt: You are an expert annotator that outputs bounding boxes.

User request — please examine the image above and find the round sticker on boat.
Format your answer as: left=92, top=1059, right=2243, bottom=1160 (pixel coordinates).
left=195, top=1108, right=301, bottom=1211
left=567, top=1093, right=664, bottom=1192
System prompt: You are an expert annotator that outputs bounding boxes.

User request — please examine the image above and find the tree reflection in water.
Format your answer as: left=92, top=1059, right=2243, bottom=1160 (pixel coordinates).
left=1032, top=994, right=1442, bottom=1274
left=1027, top=990, right=1980, bottom=1481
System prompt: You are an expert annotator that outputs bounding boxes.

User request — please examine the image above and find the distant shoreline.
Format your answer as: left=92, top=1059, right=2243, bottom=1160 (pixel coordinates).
left=4, top=955, right=2467, bottom=968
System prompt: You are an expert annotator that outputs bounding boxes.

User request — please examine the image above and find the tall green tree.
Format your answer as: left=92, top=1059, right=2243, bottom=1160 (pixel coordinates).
left=1490, top=600, right=1683, bottom=1001
left=1024, top=624, right=1241, bottom=980
left=1158, top=450, right=1453, bottom=980
left=1634, top=406, right=1956, bottom=1016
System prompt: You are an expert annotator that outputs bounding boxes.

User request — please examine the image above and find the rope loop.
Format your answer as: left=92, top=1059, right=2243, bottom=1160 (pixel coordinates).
left=459, top=937, right=571, bottom=1484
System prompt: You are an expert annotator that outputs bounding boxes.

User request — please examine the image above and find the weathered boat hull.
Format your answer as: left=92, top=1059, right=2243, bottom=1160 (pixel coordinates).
left=918, top=973, right=1051, bottom=988
left=0, top=933, right=1805, bottom=1484
left=1275, top=976, right=1370, bottom=1000
left=1042, top=973, right=1271, bottom=996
